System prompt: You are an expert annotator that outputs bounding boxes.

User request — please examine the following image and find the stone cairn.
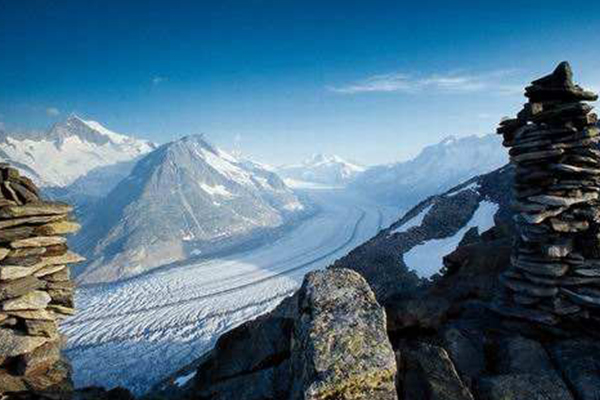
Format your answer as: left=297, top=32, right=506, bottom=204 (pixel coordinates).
left=0, top=163, right=83, bottom=399
left=495, top=61, right=600, bottom=328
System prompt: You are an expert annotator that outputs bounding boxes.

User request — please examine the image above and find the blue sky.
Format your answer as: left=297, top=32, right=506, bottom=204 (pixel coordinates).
left=1, top=1, right=599, bottom=165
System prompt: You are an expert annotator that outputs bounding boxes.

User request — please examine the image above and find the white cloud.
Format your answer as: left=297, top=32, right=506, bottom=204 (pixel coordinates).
left=46, top=107, right=60, bottom=116
left=152, top=76, right=167, bottom=85
left=329, top=69, right=523, bottom=96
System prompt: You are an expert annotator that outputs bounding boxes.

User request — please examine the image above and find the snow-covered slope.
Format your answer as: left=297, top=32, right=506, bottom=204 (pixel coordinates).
left=0, top=115, right=155, bottom=188
left=335, top=164, right=514, bottom=303
left=278, top=153, right=365, bottom=186
left=72, top=135, right=306, bottom=284
left=351, top=134, right=507, bottom=207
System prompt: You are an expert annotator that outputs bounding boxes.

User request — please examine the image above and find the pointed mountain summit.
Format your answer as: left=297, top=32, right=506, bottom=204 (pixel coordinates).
left=0, top=115, right=155, bottom=187
left=278, top=153, right=365, bottom=186
left=73, top=134, right=305, bottom=283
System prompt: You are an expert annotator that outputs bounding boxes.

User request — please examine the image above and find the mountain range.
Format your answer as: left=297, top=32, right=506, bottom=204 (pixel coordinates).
left=277, top=154, right=365, bottom=186
left=72, top=135, right=306, bottom=284
left=351, top=134, right=508, bottom=207
left=0, top=115, right=155, bottom=190
left=0, top=116, right=508, bottom=286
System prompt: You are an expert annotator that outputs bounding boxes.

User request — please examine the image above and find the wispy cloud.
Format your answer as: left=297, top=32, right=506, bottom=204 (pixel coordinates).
left=152, top=76, right=167, bottom=85
left=328, top=69, right=523, bottom=96
left=46, top=107, right=60, bottom=116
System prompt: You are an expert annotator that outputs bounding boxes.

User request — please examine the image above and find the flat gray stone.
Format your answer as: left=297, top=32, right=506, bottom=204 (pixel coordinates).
left=2, top=290, right=51, bottom=311
left=0, top=327, right=48, bottom=357
left=0, top=201, right=72, bottom=218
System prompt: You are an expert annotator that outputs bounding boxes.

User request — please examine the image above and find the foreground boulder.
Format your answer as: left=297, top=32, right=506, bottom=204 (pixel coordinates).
left=157, top=269, right=397, bottom=400
left=290, top=269, right=397, bottom=400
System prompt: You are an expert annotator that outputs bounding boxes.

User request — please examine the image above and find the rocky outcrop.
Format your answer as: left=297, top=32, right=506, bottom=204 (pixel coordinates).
left=494, top=61, right=600, bottom=329
left=333, top=165, right=514, bottom=305
left=154, top=269, right=397, bottom=400
left=0, top=164, right=83, bottom=399
left=290, top=269, right=397, bottom=400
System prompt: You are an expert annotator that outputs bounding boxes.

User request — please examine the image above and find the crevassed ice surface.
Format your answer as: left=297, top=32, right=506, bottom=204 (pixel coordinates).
left=403, top=200, right=499, bottom=278
left=61, top=188, right=400, bottom=394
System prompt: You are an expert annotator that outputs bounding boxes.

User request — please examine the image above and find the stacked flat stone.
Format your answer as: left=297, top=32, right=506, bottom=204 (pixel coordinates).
left=0, top=163, right=83, bottom=399
left=495, top=61, right=600, bottom=327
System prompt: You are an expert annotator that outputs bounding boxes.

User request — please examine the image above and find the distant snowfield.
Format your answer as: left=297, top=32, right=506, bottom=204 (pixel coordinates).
left=62, top=188, right=400, bottom=394
left=390, top=203, right=434, bottom=235
left=403, top=200, right=498, bottom=278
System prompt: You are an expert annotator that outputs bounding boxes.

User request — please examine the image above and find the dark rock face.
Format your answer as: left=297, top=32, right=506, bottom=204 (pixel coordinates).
left=399, top=341, right=474, bottom=400
left=333, top=165, right=514, bottom=305
left=0, top=164, right=83, bottom=399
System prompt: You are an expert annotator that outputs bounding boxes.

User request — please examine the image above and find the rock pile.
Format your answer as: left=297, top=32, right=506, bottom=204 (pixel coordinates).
left=495, top=61, right=600, bottom=327
left=0, top=163, right=83, bottom=399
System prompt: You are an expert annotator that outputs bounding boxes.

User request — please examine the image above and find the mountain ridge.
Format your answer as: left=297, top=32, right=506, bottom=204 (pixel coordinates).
left=72, top=134, right=306, bottom=284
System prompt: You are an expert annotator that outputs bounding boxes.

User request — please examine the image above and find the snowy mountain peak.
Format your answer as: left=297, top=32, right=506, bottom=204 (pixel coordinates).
left=0, top=116, right=156, bottom=187
left=305, top=153, right=344, bottom=165
left=48, top=114, right=147, bottom=147
left=278, top=153, right=365, bottom=186
left=74, top=134, right=304, bottom=283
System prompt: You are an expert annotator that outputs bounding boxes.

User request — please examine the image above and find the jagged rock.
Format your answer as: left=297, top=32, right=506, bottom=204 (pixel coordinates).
left=0, top=201, right=72, bottom=218
left=34, top=264, right=66, bottom=278
left=0, top=328, right=47, bottom=357
left=528, top=193, right=598, bottom=207
left=0, top=264, right=43, bottom=281
left=490, top=302, right=559, bottom=325
left=290, top=269, right=398, bottom=400
left=42, top=268, right=70, bottom=282
left=476, top=373, right=574, bottom=400
left=495, top=336, right=557, bottom=374
left=74, top=386, right=136, bottom=400
left=194, top=362, right=291, bottom=400
left=16, top=340, right=61, bottom=376
left=561, top=287, right=600, bottom=308
left=0, top=226, right=34, bottom=242
left=501, top=276, right=558, bottom=297
left=10, top=236, right=67, bottom=249
left=43, top=251, right=85, bottom=266
left=519, top=207, right=566, bottom=224
left=400, top=341, right=474, bottom=400
left=34, top=220, right=81, bottom=236
left=549, top=339, right=600, bottom=400
left=512, top=258, right=568, bottom=277
left=441, top=325, right=486, bottom=389
left=0, top=276, right=45, bottom=300
left=386, top=295, right=450, bottom=333
left=47, top=304, right=75, bottom=317
left=0, top=248, right=9, bottom=261
left=2, top=290, right=52, bottom=311
left=24, top=319, right=59, bottom=338
left=44, top=243, right=68, bottom=257
left=7, top=309, right=54, bottom=320
left=8, top=246, right=47, bottom=258
left=192, top=315, right=293, bottom=391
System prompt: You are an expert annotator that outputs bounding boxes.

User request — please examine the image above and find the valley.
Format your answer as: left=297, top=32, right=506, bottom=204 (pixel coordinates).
left=60, top=187, right=401, bottom=394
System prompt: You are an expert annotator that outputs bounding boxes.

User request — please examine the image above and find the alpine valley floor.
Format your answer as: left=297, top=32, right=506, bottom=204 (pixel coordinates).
left=60, top=187, right=400, bottom=394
